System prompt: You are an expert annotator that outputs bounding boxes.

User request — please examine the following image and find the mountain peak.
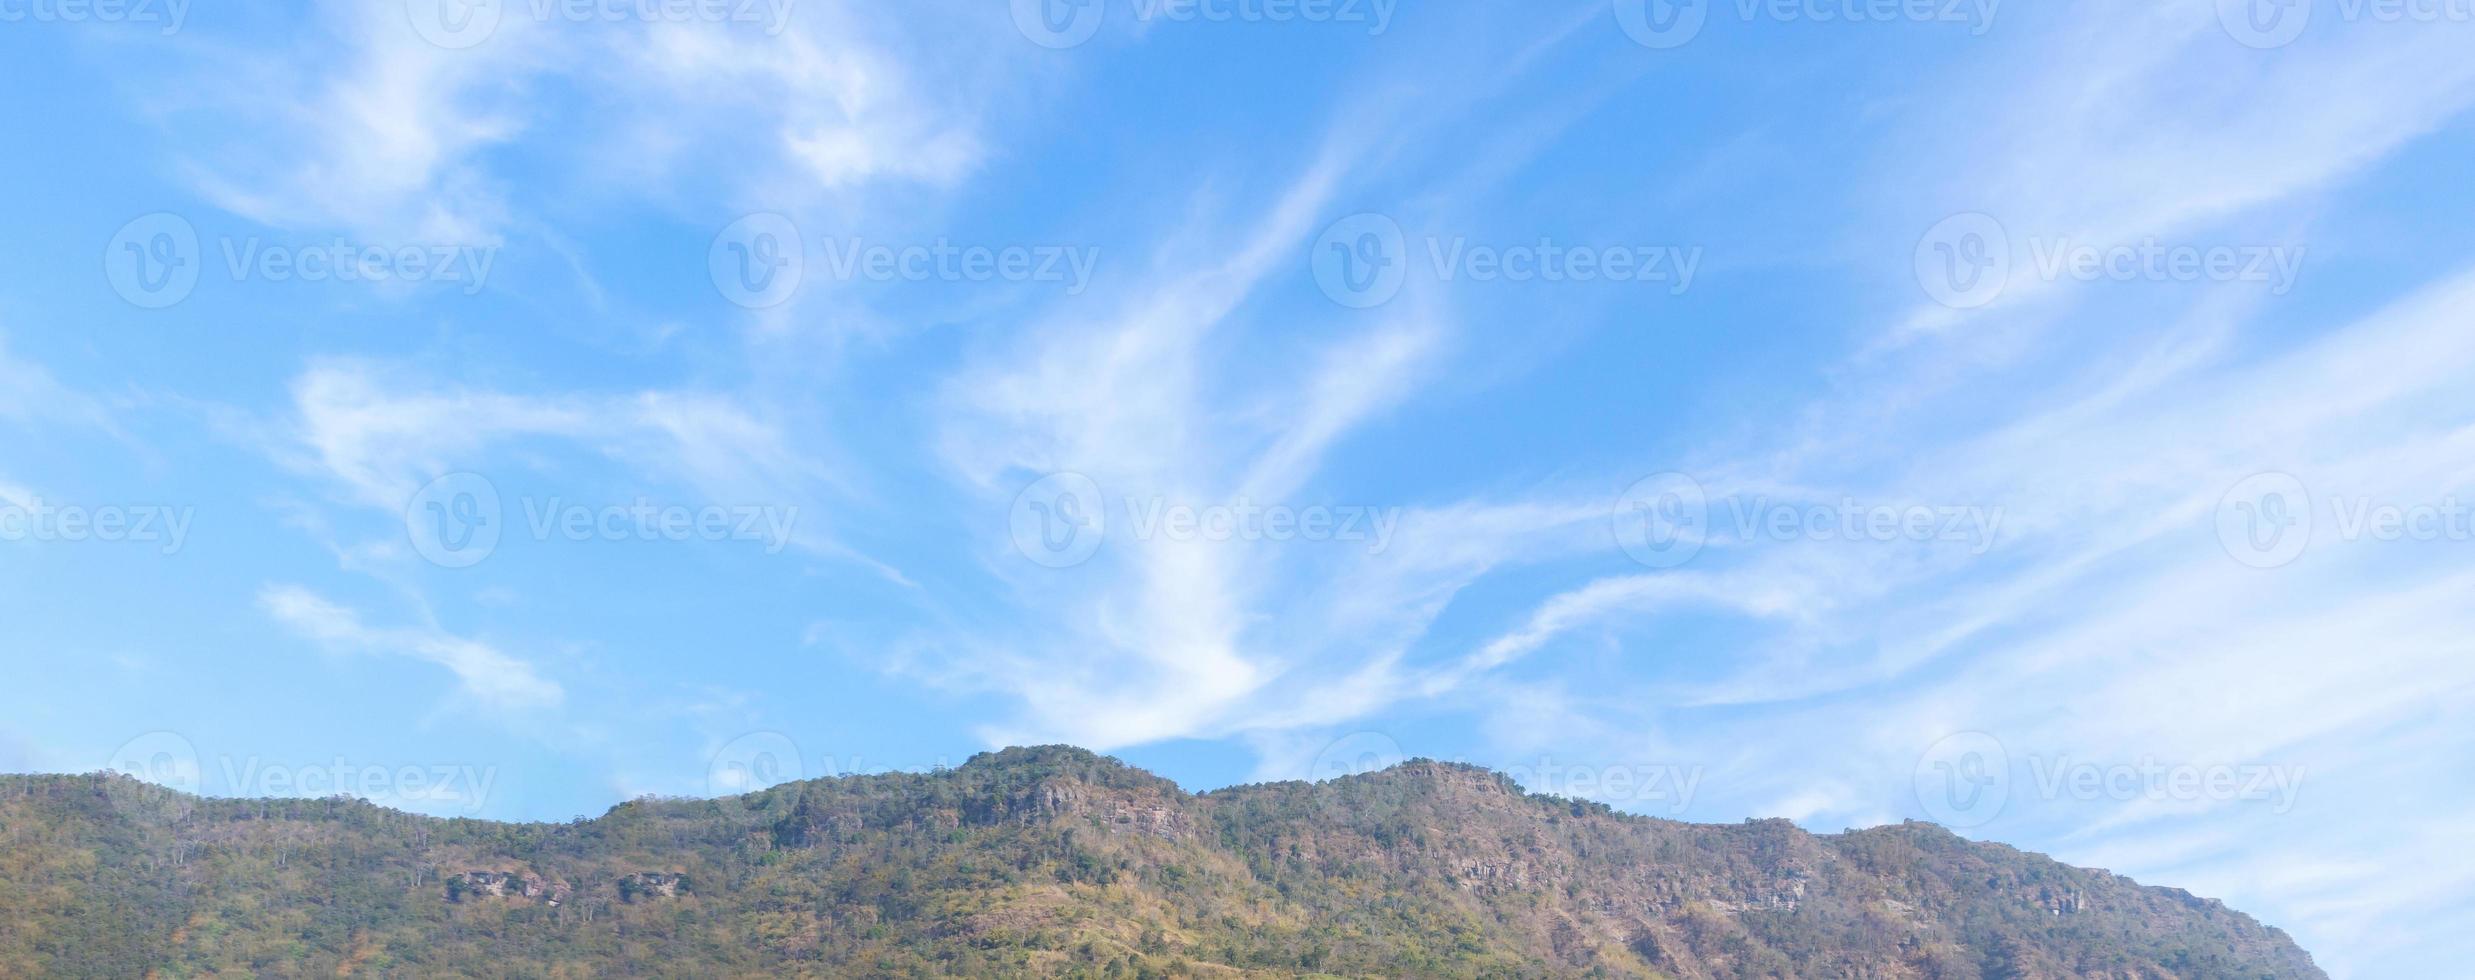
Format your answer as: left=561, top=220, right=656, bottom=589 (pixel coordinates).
left=0, top=756, right=2323, bottom=978
left=1346, top=757, right=1525, bottom=795
left=958, top=743, right=1115, bottom=771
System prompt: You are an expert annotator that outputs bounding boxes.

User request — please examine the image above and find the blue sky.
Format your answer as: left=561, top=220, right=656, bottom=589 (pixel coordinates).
left=3, top=0, right=2472, bottom=974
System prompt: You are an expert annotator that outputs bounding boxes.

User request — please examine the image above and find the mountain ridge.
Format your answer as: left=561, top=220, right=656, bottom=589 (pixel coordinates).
left=0, top=746, right=2323, bottom=978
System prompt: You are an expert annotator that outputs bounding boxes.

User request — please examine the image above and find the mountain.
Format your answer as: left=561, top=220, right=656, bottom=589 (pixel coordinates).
left=0, top=746, right=2319, bottom=978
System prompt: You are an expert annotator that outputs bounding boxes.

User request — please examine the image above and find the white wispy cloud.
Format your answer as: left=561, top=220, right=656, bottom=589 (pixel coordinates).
left=259, top=583, right=564, bottom=710
left=924, top=119, right=1638, bottom=750
left=165, top=3, right=1022, bottom=247
left=0, top=333, right=111, bottom=432
left=281, top=361, right=599, bottom=508
left=1887, top=0, right=2475, bottom=343
left=1413, top=11, right=2475, bottom=975
left=273, top=360, right=891, bottom=573
left=46, top=2, right=2465, bottom=972
left=0, top=476, right=34, bottom=513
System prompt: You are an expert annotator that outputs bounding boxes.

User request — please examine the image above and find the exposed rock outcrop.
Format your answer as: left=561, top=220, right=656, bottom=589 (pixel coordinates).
left=618, top=872, right=690, bottom=903
left=445, top=870, right=570, bottom=905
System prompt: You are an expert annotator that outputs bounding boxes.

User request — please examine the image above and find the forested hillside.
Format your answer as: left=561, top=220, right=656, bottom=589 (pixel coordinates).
left=0, top=746, right=2321, bottom=978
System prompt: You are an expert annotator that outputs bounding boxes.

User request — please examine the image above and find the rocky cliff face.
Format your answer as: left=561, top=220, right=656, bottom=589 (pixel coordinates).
left=445, top=869, right=571, bottom=904
left=1181, top=758, right=2318, bottom=979
left=0, top=750, right=2322, bottom=978
left=617, top=871, right=688, bottom=902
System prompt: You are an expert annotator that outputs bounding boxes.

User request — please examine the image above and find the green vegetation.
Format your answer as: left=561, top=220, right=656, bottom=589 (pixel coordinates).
left=0, top=746, right=2320, bottom=978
